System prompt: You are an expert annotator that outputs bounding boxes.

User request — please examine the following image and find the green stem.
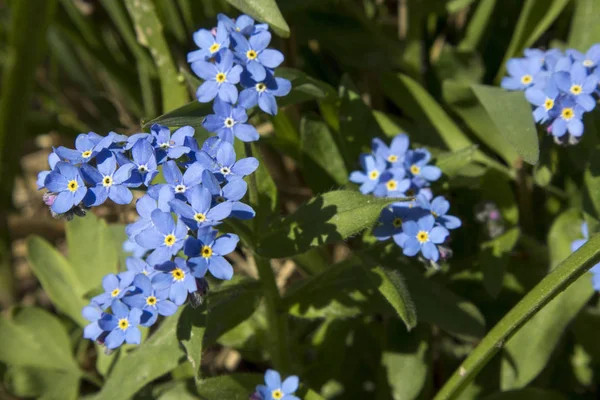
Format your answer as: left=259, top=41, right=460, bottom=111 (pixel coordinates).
left=434, top=234, right=600, bottom=400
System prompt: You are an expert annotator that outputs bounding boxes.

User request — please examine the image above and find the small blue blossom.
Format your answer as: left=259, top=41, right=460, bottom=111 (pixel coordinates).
left=202, top=99, right=259, bottom=143
left=549, top=96, right=585, bottom=138
left=125, top=257, right=156, bottom=278
left=55, top=133, right=102, bottom=164
left=238, top=70, right=292, bottom=115
left=43, top=162, right=88, bottom=214
left=256, top=369, right=300, bottom=400
left=202, top=170, right=255, bottom=220
left=568, top=44, right=600, bottom=69
left=554, top=63, right=598, bottom=111
left=91, top=271, right=136, bottom=310
left=151, top=124, right=194, bottom=162
left=169, top=186, right=233, bottom=230
left=404, top=149, right=442, bottom=186
left=349, top=154, right=387, bottom=194
left=418, top=195, right=462, bottom=230
left=185, top=228, right=239, bottom=280
left=135, top=209, right=189, bottom=266
left=126, top=139, right=159, bottom=187
left=231, top=31, right=284, bottom=81
left=372, top=134, right=410, bottom=165
left=217, top=13, right=267, bottom=36
left=80, top=151, right=135, bottom=206
left=161, top=160, right=205, bottom=198
left=525, top=80, right=559, bottom=123
left=192, top=50, right=243, bottom=103
left=98, top=300, right=142, bottom=349
left=123, top=274, right=178, bottom=326
left=199, top=141, right=259, bottom=182
left=374, top=168, right=411, bottom=197
left=373, top=204, right=418, bottom=247
left=501, top=57, right=542, bottom=90
left=187, top=21, right=230, bottom=63
left=37, top=152, right=60, bottom=190
left=152, top=257, right=197, bottom=306
left=402, top=215, right=450, bottom=262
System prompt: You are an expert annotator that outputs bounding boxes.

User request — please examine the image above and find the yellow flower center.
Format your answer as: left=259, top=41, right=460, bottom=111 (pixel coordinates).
left=118, top=318, right=129, bottom=330
left=387, top=154, right=398, bottom=163
left=159, top=142, right=170, bottom=149
left=164, top=234, right=176, bottom=247
left=201, top=245, right=213, bottom=258
left=256, top=83, right=267, bottom=92
left=544, top=98, right=554, bottom=111
left=368, top=170, right=379, bottom=180
left=111, top=288, right=120, bottom=297
left=224, top=118, right=234, bottom=127
left=570, top=85, right=582, bottom=95
left=521, top=74, right=533, bottom=85
left=171, top=268, right=185, bottom=281
left=67, top=180, right=78, bottom=192
left=410, top=165, right=420, bottom=175
left=583, top=59, right=594, bottom=67
left=562, top=107, right=574, bottom=120
left=146, top=296, right=157, bottom=306
left=216, top=72, right=226, bottom=83
left=392, top=217, right=402, bottom=228
left=246, top=49, right=258, bottom=60
left=82, top=150, right=92, bottom=158
left=417, top=231, right=429, bottom=244
left=272, top=389, right=283, bottom=400
left=209, top=43, right=220, bottom=53
left=194, top=213, right=206, bottom=222
left=102, top=176, right=113, bottom=187
left=175, top=184, right=186, bottom=193
left=386, top=180, right=398, bottom=191
left=432, top=211, right=439, bottom=218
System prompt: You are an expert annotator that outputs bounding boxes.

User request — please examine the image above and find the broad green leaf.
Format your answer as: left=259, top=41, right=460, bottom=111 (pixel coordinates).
left=96, top=309, right=186, bottom=400
left=471, top=84, right=539, bottom=165
left=500, top=276, right=594, bottom=389
left=435, top=145, right=480, bottom=177
left=124, top=0, right=188, bottom=112
left=0, top=308, right=79, bottom=372
left=226, top=0, right=290, bottom=38
left=177, top=305, right=206, bottom=380
left=480, top=228, right=521, bottom=297
left=142, top=101, right=212, bottom=129
left=300, top=116, right=348, bottom=192
left=483, top=388, right=567, bottom=400
left=256, top=191, right=407, bottom=258
left=269, top=110, right=300, bottom=160
left=196, top=373, right=262, bottom=400
left=66, top=213, right=119, bottom=294
left=548, top=209, right=584, bottom=270
left=458, top=0, right=497, bottom=51
left=443, top=81, right=519, bottom=166
left=481, top=169, right=519, bottom=225
left=277, top=68, right=337, bottom=108
left=155, top=381, right=200, bottom=400
left=361, top=257, right=417, bottom=330
left=373, top=110, right=414, bottom=138
left=568, top=0, right=600, bottom=51
left=4, top=366, right=79, bottom=400
left=26, top=236, right=87, bottom=326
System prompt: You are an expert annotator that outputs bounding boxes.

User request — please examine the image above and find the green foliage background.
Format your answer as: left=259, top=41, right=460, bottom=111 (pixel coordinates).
left=1, top=0, right=600, bottom=399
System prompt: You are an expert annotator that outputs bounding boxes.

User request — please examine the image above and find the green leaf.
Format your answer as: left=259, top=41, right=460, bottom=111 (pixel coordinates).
left=481, top=169, right=519, bottom=225
left=361, top=257, right=417, bottom=330
left=443, top=81, right=519, bottom=166
left=548, top=209, right=584, bottom=270
left=26, top=236, right=87, bottom=326
left=0, top=308, right=79, bottom=372
left=4, top=366, right=80, bottom=400
left=435, top=145, right=480, bottom=177
left=226, top=0, right=290, bottom=38
left=256, top=191, right=408, bottom=258
left=96, top=310, right=186, bottom=400
left=155, top=381, right=201, bottom=400
left=124, top=0, right=188, bottom=113
left=501, top=276, right=594, bottom=389
left=568, top=0, right=600, bottom=51
left=142, top=101, right=212, bottom=129
left=66, top=213, right=119, bottom=294
left=483, top=388, right=567, bottom=400
left=196, top=373, right=263, bottom=400
left=300, top=116, right=348, bottom=192
left=177, top=305, right=206, bottom=380
left=480, top=228, right=521, bottom=297
left=276, top=68, right=337, bottom=108
left=458, top=0, right=497, bottom=52
left=471, top=84, right=539, bottom=165
left=447, top=0, right=478, bottom=13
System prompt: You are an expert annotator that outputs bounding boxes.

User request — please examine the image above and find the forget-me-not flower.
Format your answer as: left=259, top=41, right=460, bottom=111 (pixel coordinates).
left=192, top=50, right=243, bottom=103
left=186, top=228, right=239, bottom=280
left=202, top=99, right=259, bottom=142
left=402, top=215, right=450, bottom=262
left=231, top=31, right=284, bottom=81
left=43, top=162, right=88, bottom=214
left=98, top=300, right=142, bottom=349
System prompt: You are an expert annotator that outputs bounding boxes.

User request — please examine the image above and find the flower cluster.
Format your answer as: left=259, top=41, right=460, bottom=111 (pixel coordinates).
left=37, top=14, right=290, bottom=351
left=188, top=13, right=291, bottom=117
left=571, top=222, right=600, bottom=291
left=349, top=134, right=461, bottom=264
left=250, top=370, right=300, bottom=400
left=501, top=45, right=600, bottom=145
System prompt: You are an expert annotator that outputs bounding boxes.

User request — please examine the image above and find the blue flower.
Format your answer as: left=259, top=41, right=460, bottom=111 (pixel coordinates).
left=239, top=70, right=292, bottom=115
left=403, top=149, right=441, bottom=186
left=192, top=50, right=243, bottom=103
left=217, top=13, right=267, bottom=36
left=122, top=274, right=178, bottom=326
left=202, top=99, right=259, bottom=142
left=135, top=209, right=189, bottom=266
left=169, top=186, right=232, bottom=230
left=525, top=80, right=559, bottom=123
left=161, top=160, right=205, bottom=198
left=185, top=228, right=239, bottom=280
left=349, top=154, right=387, bottom=194
left=201, top=141, right=259, bottom=182
left=372, top=134, right=410, bottom=165
left=231, top=31, right=284, bottom=81
left=256, top=369, right=300, bottom=400
left=418, top=195, right=462, bottom=230
left=37, top=152, right=60, bottom=190
left=98, top=300, right=142, bottom=349
left=126, top=139, right=158, bottom=187
left=80, top=151, right=135, bottom=206
left=151, top=124, right=194, bottom=162
left=202, top=170, right=255, bottom=220
left=125, top=188, right=173, bottom=239
left=554, top=63, right=598, bottom=111
left=568, top=44, right=600, bottom=69
left=152, top=257, right=197, bottom=306
left=187, top=21, right=230, bottom=63
left=125, top=257, right=156, bottom=278
left=571, top=222, right=600, bottom=291
left=123, top=239, right=147, bottom=258
left=373, top=204, right=418, bottom=248
left=402, top=215, right=449, bottom=262
left=55, top=133, right=102, bottom=164
left=82, top=303, right=105, bottom=341
left=501, top=57, right=542, bottom=90
left=91, top=271, right=136, bottom=309
left=43, top=162, right=88, bottom=214
left=374, top=168, right=411, bottom=198
left=549, top=97, right=585, bottom=138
